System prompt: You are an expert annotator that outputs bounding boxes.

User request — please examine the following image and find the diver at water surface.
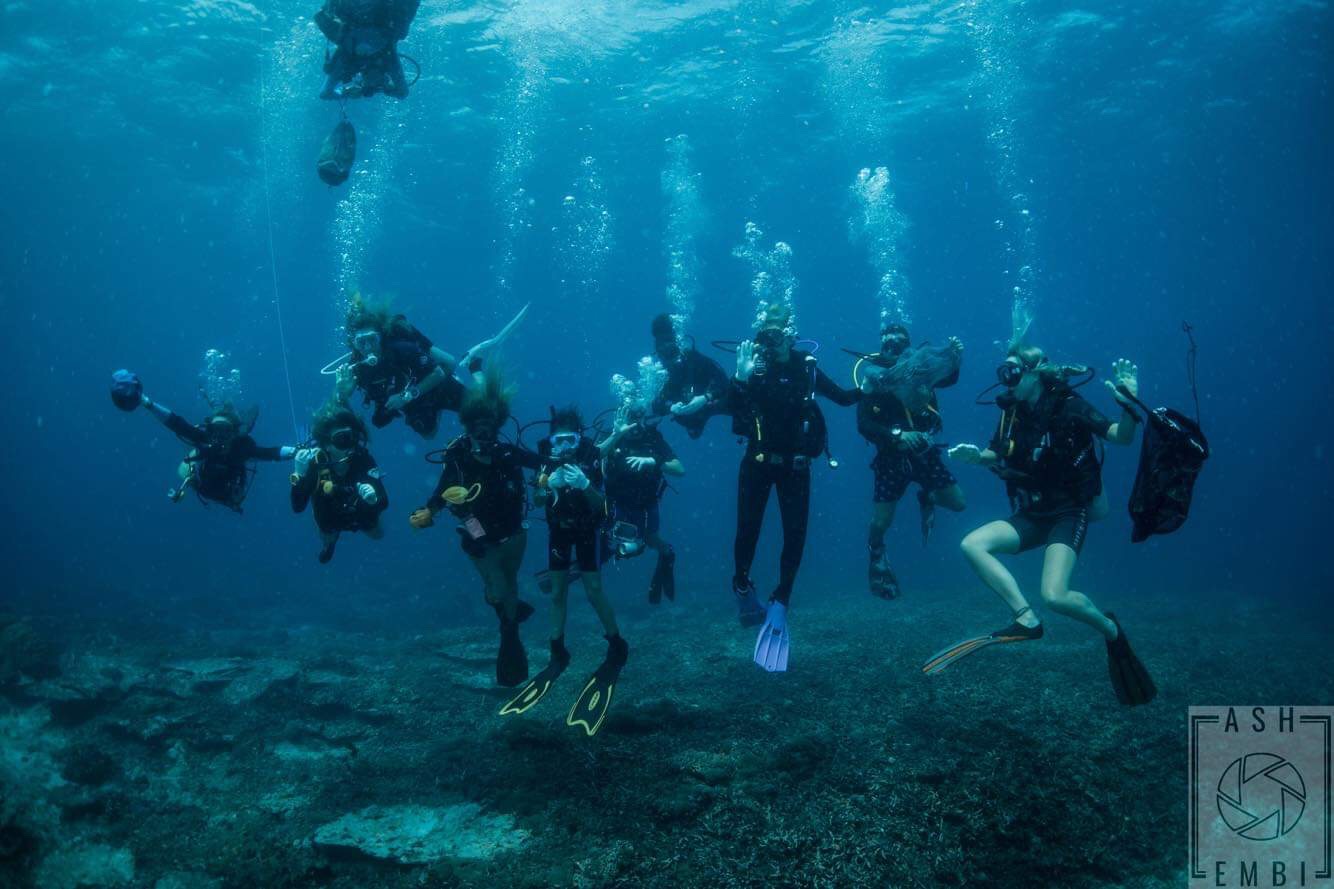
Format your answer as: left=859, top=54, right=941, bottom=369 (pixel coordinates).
left=856, top=324, right=967, bottom=599
left=599, top=403, right=685, bottom=605
left=649, top=314, right=729, bottom=439
left=500, top=406, right=628, bottom=737
left=727, top=304, right=861, bottom=672
left=290, top=404, right=388, bottom=564
left=410, top=369, right=541, bottom=687
left=110, top=370, right=296, bottom=512
left=316, top=0, right=421, bottom=100
left=925, top=346, right=1157, bottom=706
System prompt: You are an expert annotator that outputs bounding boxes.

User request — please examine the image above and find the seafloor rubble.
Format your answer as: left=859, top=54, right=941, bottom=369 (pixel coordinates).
left=0, top=588, right=1323, bottom=888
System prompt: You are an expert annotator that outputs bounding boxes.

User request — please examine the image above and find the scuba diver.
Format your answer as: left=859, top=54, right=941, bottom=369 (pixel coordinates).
left=598, top=405, right=686, bottom=605
left=726, top=305, right=861, bottom=672
left=500, top=406, right=628, bottom=737
left=316, top=0, right=421, bottom=101
left=334, top=297, right=464, bottom=439
left=925, top=347, right=1157, bottom=706
left=856, top=324, right=967, bottom=598
left=333, top=298, right=529, bottom=439
left=290, top=403, right=388, bottom=564
left=409, top=370, right=541, bottom=688
left=649, top=314, right=730, bottom=439
left=110, top=370, right=295, bottom=511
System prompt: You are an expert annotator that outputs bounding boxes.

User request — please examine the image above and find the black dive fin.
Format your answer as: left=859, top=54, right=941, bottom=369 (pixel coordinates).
left=1105, top=613, right=1157, bottom=706
left=922, top=620, right=1044, bottom=675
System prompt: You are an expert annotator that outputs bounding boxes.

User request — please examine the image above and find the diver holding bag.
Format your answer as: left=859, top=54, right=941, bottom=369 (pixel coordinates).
left=1119, top=323, right=1209, bottom=542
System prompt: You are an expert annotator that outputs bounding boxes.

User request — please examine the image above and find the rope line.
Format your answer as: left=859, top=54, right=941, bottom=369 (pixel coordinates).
left=257, top=34, right=301, bottom=440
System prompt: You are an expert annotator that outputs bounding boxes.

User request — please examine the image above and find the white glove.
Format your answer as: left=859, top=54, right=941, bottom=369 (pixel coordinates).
left=357, top=483, right=379, bottom=504
left=627, top=456, right=656, bottom=472
left=294, top=448, right=319, bottom=477
left=547, top=466, right=571, bottom=490
left=947, top=443, right=985, bottom=465
left=279, top=446, right=297, bottom=459
left=671, top=396, right=706, bottom=417
left=565, top=466, right=591, bottom=491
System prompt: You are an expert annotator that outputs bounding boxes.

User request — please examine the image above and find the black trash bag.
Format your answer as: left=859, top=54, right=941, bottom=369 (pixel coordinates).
left=1123, top=393, right=1209, bottom=542
left=110, top=369, right=143, bottom=411
left=317, top=120, right=356, bottom=186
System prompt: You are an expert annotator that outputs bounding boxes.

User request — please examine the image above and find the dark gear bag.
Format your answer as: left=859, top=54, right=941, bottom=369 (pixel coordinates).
left=1122, top=323, right=1209, bottom=542
left=1125, top=401, right=1208, bottom=542
left=317, top=119, right=357, bottom=186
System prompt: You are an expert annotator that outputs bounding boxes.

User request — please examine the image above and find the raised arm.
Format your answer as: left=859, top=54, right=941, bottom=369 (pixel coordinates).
left=1103, top=358, right=1143, bottom=446
left=142, top=395, right=207, bottom=446
left=814, top=367, right=861, bottom=407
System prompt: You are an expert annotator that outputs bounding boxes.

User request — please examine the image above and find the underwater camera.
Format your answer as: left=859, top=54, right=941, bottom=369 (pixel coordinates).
left=609, top=521, right=646, bottom=559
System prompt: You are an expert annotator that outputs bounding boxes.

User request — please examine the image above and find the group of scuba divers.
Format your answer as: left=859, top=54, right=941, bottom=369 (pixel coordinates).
left=112, top=293, right=1190, bottom=737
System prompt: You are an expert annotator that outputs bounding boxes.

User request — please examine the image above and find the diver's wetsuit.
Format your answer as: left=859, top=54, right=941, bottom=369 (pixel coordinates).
left=165, top=413, right=286, bottom=511
left=537, top=437, right=605, bottom=573
left=351, top=325, right=463, bottom=438
left=990, top=388, right=1112, bottom=554
left=424, top=437, right=539, bottom=616
left=317, top=0, right=420, bottom=99
left=857, top=364, right=959, bottom=503
left=652, top=348, right=730, bottom=439
left=605, top=423, right=679, bottom=602
left=425, top=437, right=540, bottom=558
left=290, top=447, right=389, bottom=537
left=603, top=424, right=675, bottom=537
left=727, top=351, right=860, bottom=604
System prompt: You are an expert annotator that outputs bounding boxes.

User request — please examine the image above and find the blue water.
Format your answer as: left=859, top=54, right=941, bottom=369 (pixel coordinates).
left=3, top=0, right=1331, bottom=615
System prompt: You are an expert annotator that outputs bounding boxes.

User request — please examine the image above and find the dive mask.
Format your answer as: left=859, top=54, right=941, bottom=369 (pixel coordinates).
left=549, top=432, right=580, bottom=458
left=881, top=332, right=909, bottom=357
left=206, top=416, right=237, bottom=445
left=329, top=427, right=359, bottom=450
left=353, top=330, right=381, bottom=357
left=996, top=361, right=1025, bottom=388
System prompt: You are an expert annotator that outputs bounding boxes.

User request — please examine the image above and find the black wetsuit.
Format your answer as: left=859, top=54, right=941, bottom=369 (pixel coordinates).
left=317, top=0, right=420, bottom=99
left=653, top=349, right=729, bottom=438
left=537, top=437, right=605, bottom=573
left=990, top=389, right=1113, bottom=554
left=425, top=438, right=540, bottom=557
left=351, top=325, right=463, bottom=438
left=857, top=364, right=959, bottom=503
left=166, top=414, right=286, bottom=511
left=727, top=351, right=860, bottom=604
left=604, top=424, right=676, bottom=535
left=290, top=448, right=389, bottom=534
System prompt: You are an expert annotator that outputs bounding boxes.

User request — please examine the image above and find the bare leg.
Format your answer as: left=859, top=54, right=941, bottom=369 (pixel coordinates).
left=1038, top=544, right=1117, bottom=639
left=959, top=520, right=1035, bottom=623
left=497, top=532, right=526, bottom=620
left=579, top=573, right=620, bottom=637
left=473, top=549, right=503, bottom=609
left=868, top=500, right=898, bottom=548
left=929, top=483, right=967, bottom=513
left=549, top=570, right=571, bottom=642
